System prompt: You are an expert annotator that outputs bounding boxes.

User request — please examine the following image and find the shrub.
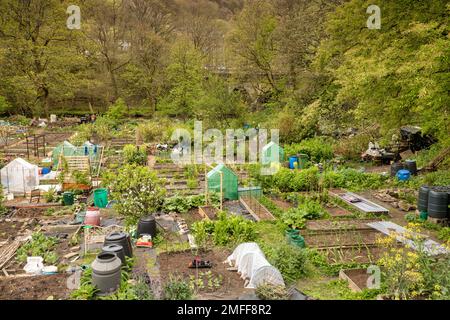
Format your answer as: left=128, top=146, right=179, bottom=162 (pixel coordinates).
left=106, top=98, right=128, bottom=121
left=256, top=283, right=289, bottom=300
left=261, top=243, right=309, bottom=282
left=164, top=275, right=194, bottom=300
left=103, top=164, right=165, bottom=225
left=43, top=188, right=58, bottom=203
left=123, top=144, right=147, bottom=165
left=321, top=168, right=387, bottom=191
left=284, top=137, right=334, bottom=163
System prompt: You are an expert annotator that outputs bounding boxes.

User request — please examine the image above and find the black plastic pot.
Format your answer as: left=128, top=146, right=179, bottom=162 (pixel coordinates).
left=102, top=244, right=126, bottom=264
left=104, top=232, right=133, bottom=258
left=91, top=252, right=122, bottom=295
left=428, top=190, right=449, bottom=219
left=137, top=216, right=157, bottom=238
left=405, top=160, right=417, bottom=176
left=390, top=162, right=404, bottom=177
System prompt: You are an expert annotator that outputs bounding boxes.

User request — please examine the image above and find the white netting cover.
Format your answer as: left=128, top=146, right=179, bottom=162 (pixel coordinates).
left=1, top=158, right=39, bottom=194
left=226, top=242, right=285, bottom=289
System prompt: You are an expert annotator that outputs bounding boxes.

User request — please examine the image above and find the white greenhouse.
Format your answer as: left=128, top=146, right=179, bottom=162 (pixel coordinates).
left=1, top=158, right=40, bottom=195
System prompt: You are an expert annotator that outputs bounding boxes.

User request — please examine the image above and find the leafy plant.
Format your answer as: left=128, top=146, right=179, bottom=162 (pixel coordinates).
left=16, top=232, right=59, bottom=264
left=123, top=144, right=147, bottom=166
left=256, top=283, right=289, bottom=300
left=164, top=275, right=194, bottom=300
left=43, top=188, right=59, bottom=203
left=192, top=212, right=257, bottom=247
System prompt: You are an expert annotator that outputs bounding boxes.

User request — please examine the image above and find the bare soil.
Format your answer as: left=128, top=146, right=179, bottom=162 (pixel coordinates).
left=325, top=206, right=354, bottom=218
left=341, top=269, right=371, bottom=291
left=158, top=249, right=249, bottom=300
left=269, top=196, right=293, bottom=211
left=302, top=230, right=383, bottom=248
left=305, top=219, right=382, bottom=231
left=0, top=274, right=71, bottom=300
left=319, top=245, right=386, bottom=265
left=0, top=220, right=26, bottom=242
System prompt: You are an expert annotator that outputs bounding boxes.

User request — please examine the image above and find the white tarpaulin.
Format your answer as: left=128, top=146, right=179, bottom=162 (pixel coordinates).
left=225, top=242, right=285, bottom=289
left=0, top=158, right=39, bottom=194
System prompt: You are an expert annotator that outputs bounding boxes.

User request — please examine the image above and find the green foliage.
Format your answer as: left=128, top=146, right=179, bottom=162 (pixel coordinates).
left=164, top=275, right=194, bottom=300
left=163, top=194, right=219, bottom=213
left=252, top=166, right=320, bottom=193
left=260, top=242, right=309, bottom=283
left=316, top=0, right=450, bottom=141
left=106, top=98, right=128, bottom=122
left=72, top=170, right=91, bottom=186
left=438, top=228, right=450, bottom=245
left=191, top=212, right=257, bottom=247
left=256, top=283, right=289, bottom=300
left=0, top=185, right=7, bottom=216
left=321, top=168, right=388, bottom=191
left=102, top=164, right=165, bottom=225
left=16, top=232, right=59, bottom=264
left=189, top=271, right=223, bottom=293
left=284, top=137, right=334, bottom=163
left=0, top=95, right=11, bottom=115
left=281, top=198, right=326, bottom=229
left=43, top=188, right=59, bottom=203
left=123, top=144, right=147, bottom=166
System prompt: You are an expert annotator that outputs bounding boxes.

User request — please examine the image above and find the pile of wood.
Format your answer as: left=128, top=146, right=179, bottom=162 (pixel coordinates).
left=373, top=189, right=416, bottom=212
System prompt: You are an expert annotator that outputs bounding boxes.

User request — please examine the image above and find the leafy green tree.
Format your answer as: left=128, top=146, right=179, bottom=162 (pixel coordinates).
left=315, top=0, right=450, bottom=140
left=158, top=41, right=204, bottom=119
left=103, top=164, right=165, bottom=225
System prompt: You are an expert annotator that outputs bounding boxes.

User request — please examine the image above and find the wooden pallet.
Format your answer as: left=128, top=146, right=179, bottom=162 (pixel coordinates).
left=65, top=156, right=90, bottom=173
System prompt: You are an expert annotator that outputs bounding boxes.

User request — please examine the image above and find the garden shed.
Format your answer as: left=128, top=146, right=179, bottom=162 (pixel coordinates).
left=0, top=157, right=39, bottom=194
left=226, top=242, right=285, bottom=289
left=262, top=142, right=284, bottom=164
left=207, top=164, right=239, bottom=200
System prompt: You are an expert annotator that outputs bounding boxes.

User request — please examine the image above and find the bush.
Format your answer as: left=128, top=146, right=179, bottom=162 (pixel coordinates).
left=164, top=275, right=194, bottom=300
left=256, top=283, right=289, bottom=300
left=103, top=164, right=165, bottom=225
left=321, top=168, right=387, bottom=191
left=123, top=144, right=147, bottom=165
left=106, top=98, right=128, bottom=121
left=261, top=243, right=309, bottom=282
left=284, top=137, right=334, bottom=163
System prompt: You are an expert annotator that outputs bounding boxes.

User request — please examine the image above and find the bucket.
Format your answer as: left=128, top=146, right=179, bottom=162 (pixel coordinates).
left=84, top=207, right=101, bottom=226
left=94, top=189, right=108, bottom=208
left=63, top=192, right=74, bottom=206
left=396, top=169, right=411, bottom=181
left=419, top=211, right=428, bottom=221
left=289, top=156, right=299, bottom=170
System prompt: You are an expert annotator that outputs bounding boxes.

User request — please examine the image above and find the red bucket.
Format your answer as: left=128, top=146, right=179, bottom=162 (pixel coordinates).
left=84, top=207, right=101, bottom=226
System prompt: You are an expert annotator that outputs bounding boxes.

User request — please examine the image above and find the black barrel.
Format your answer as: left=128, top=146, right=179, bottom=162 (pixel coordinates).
left=405, top=160, right=417, bottom=176
left=428, top=190, right=449, bottom=219
left=102, top=244, right=126, bottom=264
left=137, top=216, right=157, bottom=238
left=390, top=162, right=404, bottom=177
left=104, top=232, right=133, bottom=258
left=418, top=185, right=430, bottom=212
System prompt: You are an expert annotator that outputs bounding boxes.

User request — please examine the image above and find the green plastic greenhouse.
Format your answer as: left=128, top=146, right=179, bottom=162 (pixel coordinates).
left=262, top=142, right=284, bottom=164
left=52, top=141, right=100, bottom=167
left=207, top=164, right=239, bottom=200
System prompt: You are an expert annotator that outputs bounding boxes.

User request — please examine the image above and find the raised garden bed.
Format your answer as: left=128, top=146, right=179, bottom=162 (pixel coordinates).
left=199, top=206, right=218, bottom=220
left=339, top=268, right=371, bottom=292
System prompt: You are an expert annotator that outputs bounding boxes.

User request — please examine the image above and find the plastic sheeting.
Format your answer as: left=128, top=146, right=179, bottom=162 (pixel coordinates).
left=0, top=158, right=39, bottom=194
left=226, top=242, right=285, bottom=289
left=52, top=141, right=99, bottom=167
left=207, top=164, right=239, bottom=200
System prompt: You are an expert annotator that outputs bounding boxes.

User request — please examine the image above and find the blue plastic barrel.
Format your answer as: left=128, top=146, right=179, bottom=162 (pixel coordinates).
left=289, top=156, right=299, bottom=169
left=396, top=169, right=411, bottom=181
